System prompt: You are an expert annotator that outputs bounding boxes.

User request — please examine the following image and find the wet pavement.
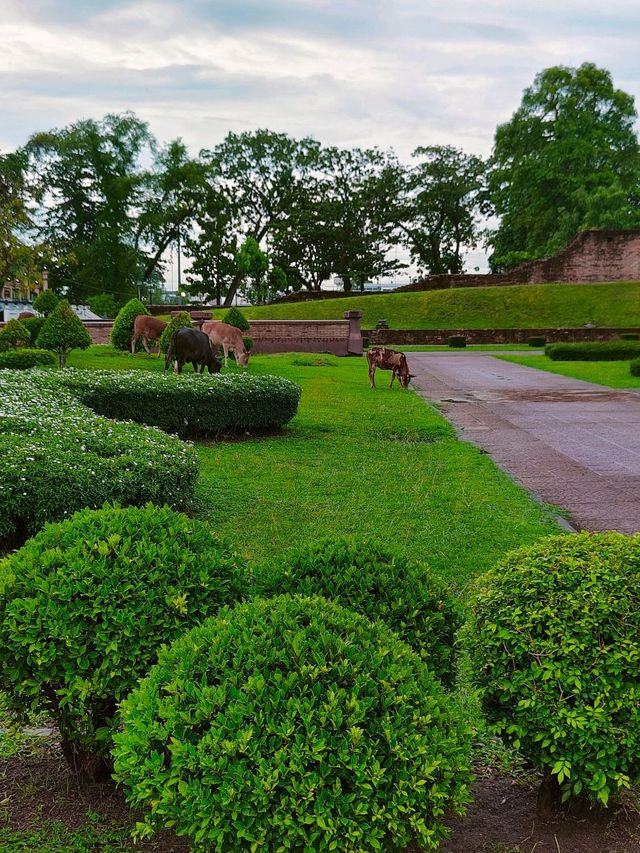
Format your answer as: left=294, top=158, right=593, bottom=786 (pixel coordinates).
left=407, top=352, right=640, bottom=533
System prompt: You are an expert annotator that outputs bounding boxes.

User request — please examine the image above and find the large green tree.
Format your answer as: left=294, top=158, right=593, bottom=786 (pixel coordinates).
left=488, top=63, right=640, bottom=271
left=399, top=146, right=485, bottom=275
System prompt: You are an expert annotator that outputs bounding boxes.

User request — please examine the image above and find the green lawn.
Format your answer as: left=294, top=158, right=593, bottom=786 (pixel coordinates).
left=208, top=280, right=640, bottom=330
left=68, top=346, right=560, bottom=584
left=499, top=354, right=640, bottom=389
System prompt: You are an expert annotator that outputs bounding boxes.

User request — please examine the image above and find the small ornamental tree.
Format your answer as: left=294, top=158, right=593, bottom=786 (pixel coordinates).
left=32, top=289, right=60, bottom=317
left=88, top=293, right=118, bottom=318
left=0, top=319, right=31, bottom=351
left=159, top=311, right=192, bottom=353
left=222, top=306, right=250, bottom=332
left=36, top=300, right=92, bottom=366
left=111, top=298, right=148, bottom=351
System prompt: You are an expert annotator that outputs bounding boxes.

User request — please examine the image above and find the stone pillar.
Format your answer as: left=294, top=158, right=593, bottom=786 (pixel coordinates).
left=344, top=310, right=363, bottom=355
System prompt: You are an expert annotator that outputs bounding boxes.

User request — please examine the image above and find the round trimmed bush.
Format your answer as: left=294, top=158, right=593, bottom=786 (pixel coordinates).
left=464, top=533, right=640, bottom=807
left=21, top=315, right=45, bottom=345
left=527, top=336, right=546, bottom=347
left=32, top=289, right=60, bottom=317
left=36, top=300, right=92, bottom=367
left=113, top=595, right=472, bottom=851
left=0, top=347, right=56, bottom=369
left=448, top=335, right=466, bottom=348
left=223, top=306, right=250, bottom=332
left=0, top=319, right=30, bottom=351
left=111, top=298, right=148, bottom=351
left=631, top=357, right=640, bottom=377
left=159, top=311, right=192, bottom=353
left=0, top=504, right=248, bottom=778
left=253, top=537, right=460, bottom=685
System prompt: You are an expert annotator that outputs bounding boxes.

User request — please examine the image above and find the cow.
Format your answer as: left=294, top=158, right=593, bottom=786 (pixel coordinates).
left=131, top=315, right=168, bottom=356
left=164, top=327, right=222, bottom=375
left=367, top=346, right=414, bottom=389
left=201, top=320, right=250, bottom=368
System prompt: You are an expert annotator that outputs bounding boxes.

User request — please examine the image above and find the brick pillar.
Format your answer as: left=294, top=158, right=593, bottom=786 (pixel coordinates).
left=344, top=310, right=363, bottom=355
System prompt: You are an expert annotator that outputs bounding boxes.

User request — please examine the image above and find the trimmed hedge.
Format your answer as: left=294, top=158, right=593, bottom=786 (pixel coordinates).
left=0, top=370, right=198, bottom=544
left=253, top=537, right=460, bottom=685
left=620, top=333, right=639, bottom=341
left=464, top=533, right=640, bottom=807
left=0, top=504, right=248, bottom=777
left=55, top=368, right=302, bottom=437
left=36, top=300, right=92, bottom=367
left=545, top=341, right=640, bottom=361
left=448, top=335, right=466, bottom=348
left=0, top=348, right=56, bottom=369
left=111, top=298, right=148, bottom=351
left=113, top=596, right=472, bottom=851
left=528, top=336, right=546, bottom=347
left=631, top=358, right=640, bottom=376
left=223, top=306, right=250, bottom=332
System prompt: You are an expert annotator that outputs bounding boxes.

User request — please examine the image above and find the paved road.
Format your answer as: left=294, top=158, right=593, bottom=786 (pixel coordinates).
left=407, top=352, right=640, bottom=533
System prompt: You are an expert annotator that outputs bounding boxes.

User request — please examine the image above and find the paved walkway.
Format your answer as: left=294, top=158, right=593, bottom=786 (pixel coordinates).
left=407, top=352, right=640, bottom=533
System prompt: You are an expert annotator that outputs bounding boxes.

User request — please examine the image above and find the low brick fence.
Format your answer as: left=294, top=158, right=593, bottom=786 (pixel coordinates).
left=366, top=327, right=640, bottom=346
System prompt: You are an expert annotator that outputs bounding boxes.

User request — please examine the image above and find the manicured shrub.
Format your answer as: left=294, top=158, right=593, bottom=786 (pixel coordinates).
left=0, top=504, right=248, bottom=778
left=36, top=300, right=92, bottom=366
left=21, top=315, right=45, bottom=345
left=113, top=595, right=472, bottom=851
left=88, top=293, right=118, bottom=318
left=111, top=298, right=148, bottom=351
left=222, top=306, right=250, bottom=332
left=55, top=368, right=301, bottom=437
left=253, top=537, right=460, bottom=684
left=464, top=533, right=640, bottom=807
left=631, top=358, right=640, bottom=376
left=620, top=333, right=639, bottom=340
left=0, top=319, right=30, bottom=351
left=32, top=289, right=60, bottom=317
left=0, top=370, right=198, bottom=544
left=159, top=311, right=192, bottom=353
left=0, top=347, right=56, bottom=369
left=545, top=341, right=640, bottom=361
left=243, top=335, right=254, bottom=351
left=448, top=335, right=466, bottom=348
left=528, top=335, right=546, bottom=347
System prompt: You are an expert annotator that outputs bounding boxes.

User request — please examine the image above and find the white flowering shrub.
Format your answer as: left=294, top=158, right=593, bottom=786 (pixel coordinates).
left=54, top=368, right=302, bottom=437
left=0, top=370, right=198, bottom=544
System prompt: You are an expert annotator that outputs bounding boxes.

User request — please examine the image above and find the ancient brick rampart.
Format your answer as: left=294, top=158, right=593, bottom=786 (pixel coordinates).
left=367, top=327, right=640, bottom=346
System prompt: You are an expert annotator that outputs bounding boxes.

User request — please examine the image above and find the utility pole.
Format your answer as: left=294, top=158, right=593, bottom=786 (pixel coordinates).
left=177, top=229, right=182, bottom=301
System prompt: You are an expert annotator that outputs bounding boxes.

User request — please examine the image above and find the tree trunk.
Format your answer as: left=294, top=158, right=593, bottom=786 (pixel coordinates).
left=60, top=735, right=113, bottom=783
left=223, top=272, right=242, bottom=306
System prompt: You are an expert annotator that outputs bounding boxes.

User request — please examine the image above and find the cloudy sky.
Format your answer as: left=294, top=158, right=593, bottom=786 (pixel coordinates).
left=2, top=0, right=640, bottom=163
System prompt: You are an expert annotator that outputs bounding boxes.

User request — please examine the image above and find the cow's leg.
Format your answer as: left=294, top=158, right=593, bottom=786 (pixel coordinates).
left=130, top=333, right=139, bottom=354
left=222, top=344, right=229, bottom=368
left=390, top=371, right=396, bottom=388
left=368, top=363, right=376, bottom=389
left=141, top=335, right=151, bottom=355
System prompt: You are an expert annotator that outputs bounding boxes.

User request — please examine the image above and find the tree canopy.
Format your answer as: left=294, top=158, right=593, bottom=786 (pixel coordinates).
left=487, top=62, right=640, bottom=271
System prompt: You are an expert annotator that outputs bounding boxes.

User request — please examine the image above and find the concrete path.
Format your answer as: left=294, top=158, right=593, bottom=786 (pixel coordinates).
left=407, top=352, right=640, bottom=533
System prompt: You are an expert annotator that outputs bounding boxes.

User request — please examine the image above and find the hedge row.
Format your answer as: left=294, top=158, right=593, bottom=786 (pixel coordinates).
left=53, top=368, right=301, bottom=437
left=545, top=341, right=640, bottom=361
left=0, top=348, right=56, bottom=369
left=0, top=370, right=198, bottom=543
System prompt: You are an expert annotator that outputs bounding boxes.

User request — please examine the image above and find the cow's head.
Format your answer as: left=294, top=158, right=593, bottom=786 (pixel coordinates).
left=236, top=348, right=250, bottom=368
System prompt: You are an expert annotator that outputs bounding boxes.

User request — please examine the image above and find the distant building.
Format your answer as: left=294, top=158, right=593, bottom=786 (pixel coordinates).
left=0, top=271, right=100, bottom=322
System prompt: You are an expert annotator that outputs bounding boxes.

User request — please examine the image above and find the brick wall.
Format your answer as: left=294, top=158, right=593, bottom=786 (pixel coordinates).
left=249, top=315, right=362, bottom=355
left=367, top=327, right=640, bottom=346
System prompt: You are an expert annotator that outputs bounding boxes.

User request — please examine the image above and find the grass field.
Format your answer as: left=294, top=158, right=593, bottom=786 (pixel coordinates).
left=68, top=346, right=560, bottom=584
left=208, top=280, right=640, bottom=330
left=499, top=354, right=640, bottom=389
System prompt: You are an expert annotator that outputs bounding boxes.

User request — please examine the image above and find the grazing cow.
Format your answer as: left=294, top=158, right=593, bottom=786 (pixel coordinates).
left=367, top=346, right=414, bottom=389
left=131, top=315, right=167, bottom=356
left=201, top=320, right=250, bottom=368
left=164, top=327, right=222, bottom=375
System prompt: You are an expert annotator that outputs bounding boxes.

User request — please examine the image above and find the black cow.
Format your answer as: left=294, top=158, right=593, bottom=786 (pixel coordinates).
left=164, top=327, right=222, bottom=375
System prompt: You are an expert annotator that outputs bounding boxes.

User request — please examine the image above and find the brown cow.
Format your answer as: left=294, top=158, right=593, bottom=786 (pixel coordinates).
left=201, top=320, right=250, bottom=368
left=367, top=346, right=414, bottom=389
left=131, top=315, right=167, bottom=356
